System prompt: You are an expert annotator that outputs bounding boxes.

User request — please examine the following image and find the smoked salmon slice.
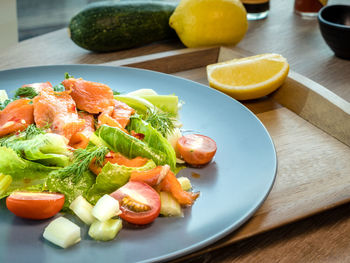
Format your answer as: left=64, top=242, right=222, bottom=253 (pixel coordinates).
left=112, top=100, right=135, bottom=128
left=0, top=98, right=34, bottom=137
left=69, top=112, right=95, bottom=149
left=130, top=165, right=170, bottom=186
left=157, top=171, right=199, bottom=206
left=89, top=152, right=149, bottom=175
left=62, top=78, right=114, bottom=114
left=98, top=106, right=126, bottom=131
left=97, top=100, right=135, bottom=132
left=33, top=86, right=85, bottom=140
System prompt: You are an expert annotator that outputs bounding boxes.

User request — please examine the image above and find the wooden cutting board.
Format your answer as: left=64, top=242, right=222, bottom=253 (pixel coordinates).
left=102, top=46, right=350, bottom=259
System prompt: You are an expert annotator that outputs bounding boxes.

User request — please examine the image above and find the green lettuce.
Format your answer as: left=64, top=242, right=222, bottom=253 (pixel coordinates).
left=45, top=170, right=96, bottom=209
left=0, top=132, right=71, bottom=167
left=127, top=117, right=177, bottom=170
left=0, top=146, right=57, bottom=198
left=114, top=95, right=155, bottom=116
left=87, top=159, right=156, bottom=204
left=116, top=90, right=179, bottom=116
left=94, top=125, right=168, bottom=166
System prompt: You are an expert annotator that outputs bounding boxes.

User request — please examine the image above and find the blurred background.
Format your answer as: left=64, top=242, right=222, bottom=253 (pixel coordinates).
left=0, top=0, right=347, bottom=51
left=18, top=0, right=107, bottom=41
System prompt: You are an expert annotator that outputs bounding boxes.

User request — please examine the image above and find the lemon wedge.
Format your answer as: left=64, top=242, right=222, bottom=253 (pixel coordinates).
left=207, top=53, right=289, bottom=100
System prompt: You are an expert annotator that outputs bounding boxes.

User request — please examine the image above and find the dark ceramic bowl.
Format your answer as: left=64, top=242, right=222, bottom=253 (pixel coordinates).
left=318, top=5, right=350, bottom=59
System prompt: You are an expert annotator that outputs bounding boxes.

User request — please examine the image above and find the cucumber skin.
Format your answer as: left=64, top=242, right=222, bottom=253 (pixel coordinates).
left=69, top=1, right=178, bottom=52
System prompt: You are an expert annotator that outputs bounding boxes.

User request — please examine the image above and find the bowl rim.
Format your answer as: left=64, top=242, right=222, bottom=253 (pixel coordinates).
left=318, top=4, right=350, bottom=30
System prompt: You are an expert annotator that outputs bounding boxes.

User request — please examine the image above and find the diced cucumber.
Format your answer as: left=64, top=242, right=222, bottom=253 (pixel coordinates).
left=0, top=90, right=8, bottom=103
left=167, top=128, right=182, bottom=155
left=176, top=158, right=185, bottom=164
left=0, top=174, right=12, bottom=196
left=69, top=195, right=95, bottom=225
left=140, top=95, right=179, bottom=115
left=177, top=177, right=192, bottom=191
left=43, top=217, right=81, bottom=249
left=126, top=89, right=158, bottom=97
left=160, top=191, right=183, bottom=217
left=92, top=194, right=120, bottom=222
left=88, top=218, right=122, bottom=241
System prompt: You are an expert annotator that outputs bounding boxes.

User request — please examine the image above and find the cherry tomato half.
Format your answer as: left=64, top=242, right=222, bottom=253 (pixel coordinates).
left=110, top=181, right=161, bottom=225
left=6, top=192, right=65, bottom=220
left=176, top=134, right=217, bottom=166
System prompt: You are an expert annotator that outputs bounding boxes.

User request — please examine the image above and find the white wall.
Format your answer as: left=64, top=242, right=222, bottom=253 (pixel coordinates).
left=0, top=0, right=18, bottom=51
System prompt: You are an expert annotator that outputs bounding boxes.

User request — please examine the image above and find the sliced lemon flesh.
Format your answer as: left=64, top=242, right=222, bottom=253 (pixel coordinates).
left=207, top=53, right=289, bottom=100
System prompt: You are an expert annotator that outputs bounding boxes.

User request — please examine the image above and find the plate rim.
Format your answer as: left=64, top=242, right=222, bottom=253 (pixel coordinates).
left=0, top=64, right=277, bottom=263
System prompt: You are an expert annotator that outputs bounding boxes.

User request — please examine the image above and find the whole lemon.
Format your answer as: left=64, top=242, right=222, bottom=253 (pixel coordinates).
left=169, top=0, right=248, bottom=48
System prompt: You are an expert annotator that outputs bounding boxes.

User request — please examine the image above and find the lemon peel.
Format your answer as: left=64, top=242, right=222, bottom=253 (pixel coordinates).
left=169, top=0, right=248, bottom=48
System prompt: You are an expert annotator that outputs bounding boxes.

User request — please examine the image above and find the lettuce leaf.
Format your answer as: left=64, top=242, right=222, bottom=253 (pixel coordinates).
left=0, top=132, right=71, bottom=167
left=139, top=95, right=179, bottom=116
left=116, top=90, right=179, bottom=116
left=0, top=146, right=57, bottom=198
left=114, top=95, right=155, bottom=116
left=45, top=170, right=96, bottom=209
left=95, top=125, right=168, bottom=166
left=127, top=117, right=177, bottom=170
left=87, top=159, right=156, bottom=204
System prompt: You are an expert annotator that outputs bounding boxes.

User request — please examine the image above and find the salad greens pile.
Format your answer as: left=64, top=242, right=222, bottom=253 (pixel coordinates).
left=0, top=83, right=182, bottom=208
left=0, top=126, right=71, bottom=167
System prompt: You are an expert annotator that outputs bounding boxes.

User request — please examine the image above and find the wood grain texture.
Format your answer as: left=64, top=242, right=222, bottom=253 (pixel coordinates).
left=238, top=107, right=350, bottom=238
left=104, top=47, right=220, bottom=73
left=271, top=71, right=350, bottom=147
left=183, top=203, right=350, bottom=263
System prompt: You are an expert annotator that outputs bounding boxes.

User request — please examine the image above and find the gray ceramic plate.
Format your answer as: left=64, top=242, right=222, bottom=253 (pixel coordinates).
left=0, top=65, right=277, bottom=263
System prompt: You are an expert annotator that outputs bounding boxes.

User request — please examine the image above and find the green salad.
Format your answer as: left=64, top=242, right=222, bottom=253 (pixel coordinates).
left=0, top=74, right=216, bottom=248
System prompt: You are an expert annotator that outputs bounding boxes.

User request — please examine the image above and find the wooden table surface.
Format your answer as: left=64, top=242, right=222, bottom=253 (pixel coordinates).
left=0, top=0, right=349, bottom=262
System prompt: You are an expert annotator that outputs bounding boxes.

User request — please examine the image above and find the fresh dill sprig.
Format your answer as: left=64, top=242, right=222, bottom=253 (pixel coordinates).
left=24, top=124, right=45, bottom=139
left=0, top=99, right=13, bottom=110
left=14, top=86, right=38, bottom=99
left=0, top=135, right=11, bottom=147
left=0, top=87, right=36, bottom=109
left=52, top=83, right=65, bottom=92
left=0, top=124, right=44, bottom=145
left=52, top=73, right=74, bottom=91
left=54, top=146, right=109, bottom=182
left=0, top=125, right=47, bottom=157
left=144, top=108, right=176, bottom=137
left=64, top=72, right=74, bottom=79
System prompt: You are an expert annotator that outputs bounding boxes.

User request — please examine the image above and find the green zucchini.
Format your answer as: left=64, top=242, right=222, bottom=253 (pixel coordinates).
left=69, top=1, right=178, bottom=52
